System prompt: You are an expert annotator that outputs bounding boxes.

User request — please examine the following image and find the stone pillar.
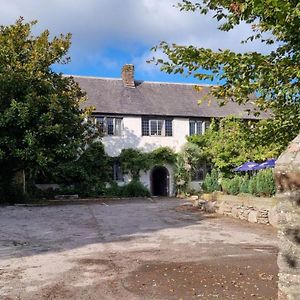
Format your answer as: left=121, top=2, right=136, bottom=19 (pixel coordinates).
left=275, top=134, right=300, bottom=300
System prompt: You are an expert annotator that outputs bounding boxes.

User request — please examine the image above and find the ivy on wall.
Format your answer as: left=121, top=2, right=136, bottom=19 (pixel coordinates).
left=118, top=147, right=177, bottom=180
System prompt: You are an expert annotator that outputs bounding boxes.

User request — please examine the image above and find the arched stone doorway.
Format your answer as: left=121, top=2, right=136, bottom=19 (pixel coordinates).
left=151, top=166, right=169, bottom=196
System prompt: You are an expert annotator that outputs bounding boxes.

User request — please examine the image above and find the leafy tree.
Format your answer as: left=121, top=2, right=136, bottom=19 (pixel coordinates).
left=152, top=0, right=300, bottom=148
left=55, top=142, right=111, bottom=197
left=0, top=19, right=97, bottom=201
left=188, top=116, right=279, bottom=174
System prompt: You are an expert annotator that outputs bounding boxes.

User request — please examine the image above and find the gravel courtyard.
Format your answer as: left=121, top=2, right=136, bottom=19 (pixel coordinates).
left=0, top=198, right=278, bottom=299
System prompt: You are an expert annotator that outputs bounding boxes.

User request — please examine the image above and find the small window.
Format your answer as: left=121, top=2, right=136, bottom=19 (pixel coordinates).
left=106, top=118, right=114, bottom=135
left=191, top=163, right=205, bottom=181
left=192, top=168, right=204, bottom=181
left=150, top=119, right=163, bottom=136
left=95, top=116, right=123, bottom=136
left=114, top=118, right=122, bottom=136
left=165, top=119, right=173, bottom=136
left=113, top=161, right=123, bottom=181
left=189, top=120, right=209, bottom=136
left=95, top=116, right=105, bottom=133
left=142, top=118, right=149, bottom=136
left=141, top=118, right=173, bottom=137
left=203, top=121, right=210, bottom=133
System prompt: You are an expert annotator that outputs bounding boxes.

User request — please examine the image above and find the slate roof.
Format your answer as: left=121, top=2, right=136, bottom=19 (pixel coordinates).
left=73, top=75, right=268, bottom=119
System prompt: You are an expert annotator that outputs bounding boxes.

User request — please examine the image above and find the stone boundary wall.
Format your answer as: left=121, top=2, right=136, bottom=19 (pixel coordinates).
left=193, top=193, right=279, bottom=227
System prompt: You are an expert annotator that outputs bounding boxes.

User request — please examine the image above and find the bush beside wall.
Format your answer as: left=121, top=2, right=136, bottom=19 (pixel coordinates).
left=104, top=180, right=150, bottom=198
left=219, top=169, right=276, bottom=197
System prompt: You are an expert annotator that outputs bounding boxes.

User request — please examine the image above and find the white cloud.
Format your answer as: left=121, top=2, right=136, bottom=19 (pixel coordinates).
left=0, top=0, right=276, bottom=77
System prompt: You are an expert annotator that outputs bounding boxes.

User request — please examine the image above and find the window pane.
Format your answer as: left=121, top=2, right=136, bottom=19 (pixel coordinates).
left=142, top=118, right=149, bottom=136
left=95, top=117, right=105, bottom=134
left=204, top=121, right=210, bottom=132
left=157, top=120, right=163, bottom=135
left=106, top=118, right=114, bottom=135
left=196, top=121, right=203, bottom=135
left=165, top=119, right=173, bottom=136
left=115, top=118, right=122, bottom=136
left=189, top=121, right=195, bottom=136
left=150, top=120, right=158, bottom=135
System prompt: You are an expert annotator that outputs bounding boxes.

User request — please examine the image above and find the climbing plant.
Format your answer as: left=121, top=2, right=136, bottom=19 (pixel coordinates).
left=118, top=147, right=177, bottom=180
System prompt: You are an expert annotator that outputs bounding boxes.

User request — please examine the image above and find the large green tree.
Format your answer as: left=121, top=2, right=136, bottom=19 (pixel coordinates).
left=0, top=19, right=95, bottom=200
left=152, top=0, right=300, bottom=147
left=187, top=116, right=280, bottom=174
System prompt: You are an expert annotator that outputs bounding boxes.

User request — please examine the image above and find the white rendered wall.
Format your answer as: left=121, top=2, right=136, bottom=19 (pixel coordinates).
left=102, top=116, right=189, bottom=196
left=102, top=116, right=189, bottom=157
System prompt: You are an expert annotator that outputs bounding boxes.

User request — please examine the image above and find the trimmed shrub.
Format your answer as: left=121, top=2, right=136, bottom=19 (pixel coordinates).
left=248, top=176, right=258, bottom=196
left=105, top=180, right=150, bottom=197
left=256, top=169, right=276, bottom=196
left=228, top=175, right=241, bottom=195
left=221, top=175, right=241, bottom=195
left=122, top=180, right=151, bottom=197
left=221, top=178, right=231, bottom=194
left=240, top=175, right=250, bottom=194
left=202, top=169, right=220, bottom=192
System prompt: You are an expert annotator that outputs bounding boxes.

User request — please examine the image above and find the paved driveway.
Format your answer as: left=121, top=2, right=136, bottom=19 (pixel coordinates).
left=0, top=198, right=278, bottom=299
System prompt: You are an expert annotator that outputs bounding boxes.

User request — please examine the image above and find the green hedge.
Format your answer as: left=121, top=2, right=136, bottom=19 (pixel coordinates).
left=256, top=169, right=276, bottom=196
left=219, top=169, right=276, bottom=197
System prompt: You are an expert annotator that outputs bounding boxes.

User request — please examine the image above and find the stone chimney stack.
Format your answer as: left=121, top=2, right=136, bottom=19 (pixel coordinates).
left=121, top=64, right=135, bottom=88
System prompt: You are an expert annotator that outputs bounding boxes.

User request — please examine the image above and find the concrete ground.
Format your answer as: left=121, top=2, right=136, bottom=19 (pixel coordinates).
left=0, top=198, right=278, bottom=299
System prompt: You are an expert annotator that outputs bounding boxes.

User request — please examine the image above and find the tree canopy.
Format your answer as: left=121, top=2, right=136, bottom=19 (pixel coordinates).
left=0, top=19, right=96, bottom=200
left=152, top=0, right=300, bottom=147
left=187, top=116, right=280, bottom=174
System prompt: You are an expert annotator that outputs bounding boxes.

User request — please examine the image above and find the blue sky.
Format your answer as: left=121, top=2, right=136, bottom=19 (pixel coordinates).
left=0, top=0, right=272, bottom=84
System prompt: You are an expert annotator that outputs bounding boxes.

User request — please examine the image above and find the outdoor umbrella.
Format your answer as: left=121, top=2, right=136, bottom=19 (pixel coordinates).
left=233, top=161, right=259, bottom=172
left=252, top=159, right=276, bottom=170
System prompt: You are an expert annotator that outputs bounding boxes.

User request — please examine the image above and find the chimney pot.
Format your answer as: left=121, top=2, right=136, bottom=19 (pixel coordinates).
left=121, top=64, right=135, bottom=88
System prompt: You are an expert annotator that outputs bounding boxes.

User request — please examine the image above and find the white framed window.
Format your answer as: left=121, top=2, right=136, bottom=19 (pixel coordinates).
left=95, top=116, right=123, bottom=136
left=189, top=119, right=210, bottom=136
left=142, top=118, right=173, bottom=136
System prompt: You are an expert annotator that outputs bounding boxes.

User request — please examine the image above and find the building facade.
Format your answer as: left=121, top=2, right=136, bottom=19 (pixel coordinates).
left=74, top=64, right=265, bottom=196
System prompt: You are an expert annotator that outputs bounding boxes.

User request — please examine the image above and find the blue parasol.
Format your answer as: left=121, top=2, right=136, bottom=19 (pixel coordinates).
left=252, top=159, right=276, bottom=170
left=233, top=161, right=259, bottom=172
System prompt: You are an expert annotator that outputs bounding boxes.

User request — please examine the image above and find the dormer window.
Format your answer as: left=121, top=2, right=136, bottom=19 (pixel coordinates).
left=142, top=118, right=173, bottom=136
left=95, top=116, right=123, bottom=136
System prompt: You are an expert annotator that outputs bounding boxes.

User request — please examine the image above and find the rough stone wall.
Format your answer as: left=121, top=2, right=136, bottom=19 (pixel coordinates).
left=217, top=201, right=274, bottom=225
left=275, top=134, right=300, bottom=300
left=193, top=194, right=279, bottom=226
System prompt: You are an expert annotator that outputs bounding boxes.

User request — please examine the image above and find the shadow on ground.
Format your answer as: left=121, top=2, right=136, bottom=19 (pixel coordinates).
left=0, top=198, right=208, bottom=260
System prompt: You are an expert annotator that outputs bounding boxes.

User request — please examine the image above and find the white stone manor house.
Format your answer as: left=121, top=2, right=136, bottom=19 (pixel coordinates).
left=74, top=64, right=263, bottom=196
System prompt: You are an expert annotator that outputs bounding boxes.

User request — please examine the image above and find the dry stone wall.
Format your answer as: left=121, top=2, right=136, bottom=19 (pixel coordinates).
left=194, top=194, right=279, bottom=227
left=217, top=201, right=273, bottom=225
